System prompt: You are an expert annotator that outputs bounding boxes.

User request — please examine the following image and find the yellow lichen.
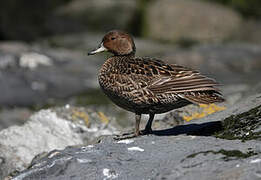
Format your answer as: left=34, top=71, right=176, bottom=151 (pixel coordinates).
left=98, top=112, right=109, bottom=124
left=72, top=110, right=89, bottom=126
left=183, top=104, right=226, bottom=122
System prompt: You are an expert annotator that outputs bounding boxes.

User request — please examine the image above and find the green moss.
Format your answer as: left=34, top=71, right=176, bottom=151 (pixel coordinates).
left=215, top=105, right=261, bottom=141
left=184, top=149, right=257, bottom=162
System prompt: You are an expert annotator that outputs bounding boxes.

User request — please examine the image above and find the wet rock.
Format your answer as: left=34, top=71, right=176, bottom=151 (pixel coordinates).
left=11, top=136, right=260, bottom=180
left=145, top=0, right=242, bottom=43
left=0, top=107, right=120, bottom=179
left=216, top=105, right=261, bottom=141
left=9, top=93, right=261, bottom=180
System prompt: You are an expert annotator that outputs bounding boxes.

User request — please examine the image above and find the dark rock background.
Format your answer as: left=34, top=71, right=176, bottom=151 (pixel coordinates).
left=0, top=0, right=260, bottom=179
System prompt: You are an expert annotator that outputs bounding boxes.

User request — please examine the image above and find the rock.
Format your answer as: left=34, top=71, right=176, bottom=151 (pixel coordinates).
left=0, top=41, right=100, bottom=106
left=10, top=136, right=261, bottom=179
left=144, top=0, right=242, bottom=43
left=9, top=93, right=261, bottom=180
left=0, top=107, right=120, bottom=179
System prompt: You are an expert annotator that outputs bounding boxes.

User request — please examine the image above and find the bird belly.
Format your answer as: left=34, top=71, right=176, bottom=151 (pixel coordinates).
left=100, top=83, right=191, bottom=114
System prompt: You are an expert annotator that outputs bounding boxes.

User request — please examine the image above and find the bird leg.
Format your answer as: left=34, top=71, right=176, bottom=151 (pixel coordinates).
left=114, top=113, right=141, bottom=140
left=140, top=113, right=154, bottom=135
left=135, top=113, right=141, bottom=136
left=114, top=113, right=155, bottom=140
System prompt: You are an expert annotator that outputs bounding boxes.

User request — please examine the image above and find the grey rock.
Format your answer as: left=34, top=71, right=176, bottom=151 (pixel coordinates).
left=10, top=94, right=261, bottom=180
left=0, top=107, right=120, bottom=179
left=145, top=0, right=242, bottom=43
left=11, top=137, right=260, bottom=180
left=0, top=41, right=99, bottom=106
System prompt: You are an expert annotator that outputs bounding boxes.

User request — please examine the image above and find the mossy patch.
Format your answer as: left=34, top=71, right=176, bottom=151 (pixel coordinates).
left=182, top=149, right=258, bottom=162
left=215, top=105, right=261, bottom=141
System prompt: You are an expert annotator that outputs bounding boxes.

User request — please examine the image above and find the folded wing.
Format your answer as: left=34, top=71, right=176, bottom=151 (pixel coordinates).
left=148, top=64, right=224, bottom=104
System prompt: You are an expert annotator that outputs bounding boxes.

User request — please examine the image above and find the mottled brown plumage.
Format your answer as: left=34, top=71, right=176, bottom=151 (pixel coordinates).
left=88, top=30, right=224, bottom=137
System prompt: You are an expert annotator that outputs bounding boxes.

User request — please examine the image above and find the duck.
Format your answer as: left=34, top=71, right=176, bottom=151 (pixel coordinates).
left=88, top=30, right=224, bottom=138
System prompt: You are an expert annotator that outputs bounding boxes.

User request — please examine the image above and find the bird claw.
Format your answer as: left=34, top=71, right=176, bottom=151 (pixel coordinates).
left=139, top=128, right=153, bottom=135
left=113, top=129, right=153, bottom=140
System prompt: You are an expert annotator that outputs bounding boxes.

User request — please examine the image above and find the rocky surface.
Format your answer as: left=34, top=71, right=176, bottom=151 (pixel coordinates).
left=145, top=0, right=242, bottom=43
left=0, top=41, right=100, bottom=107
left=0, top=107, right=120, bottom=179
left=10, top=136, right=261, bottom=180
left=6, top=94, right=261, bottom=180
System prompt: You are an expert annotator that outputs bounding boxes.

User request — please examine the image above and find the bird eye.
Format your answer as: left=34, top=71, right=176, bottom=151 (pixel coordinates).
left=111, top=37, right=116, bottom=40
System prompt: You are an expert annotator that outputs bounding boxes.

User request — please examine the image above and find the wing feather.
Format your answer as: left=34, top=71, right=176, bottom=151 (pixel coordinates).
left=123, top=57, right=225, bottom=104
left=148, top=72, right=220, bottom=94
